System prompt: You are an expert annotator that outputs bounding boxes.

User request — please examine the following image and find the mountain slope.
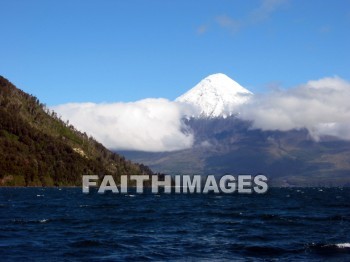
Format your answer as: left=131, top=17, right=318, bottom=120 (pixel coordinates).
left=176, top=73, right=252, bottom=118
left=0, top=76, right=153, bottom=186
left=121, top=117, right=350, bottom=186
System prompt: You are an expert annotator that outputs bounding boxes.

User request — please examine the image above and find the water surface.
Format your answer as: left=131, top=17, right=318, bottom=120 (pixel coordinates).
left=1, top=187, right=350, bottom=261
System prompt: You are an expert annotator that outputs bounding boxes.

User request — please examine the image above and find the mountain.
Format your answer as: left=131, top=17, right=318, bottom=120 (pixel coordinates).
left=120, top=73, right=350, bottom=187
left=121, top=117, right=350, bottom=186
left=0, top=76, right=153, bottom=186
left=175, top=73, right=252, bottom=118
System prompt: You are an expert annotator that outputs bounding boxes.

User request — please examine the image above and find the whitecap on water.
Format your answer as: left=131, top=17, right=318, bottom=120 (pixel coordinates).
left=336, top=243, right=350, bottom=248
left=125, top=194, right=136, bottom=197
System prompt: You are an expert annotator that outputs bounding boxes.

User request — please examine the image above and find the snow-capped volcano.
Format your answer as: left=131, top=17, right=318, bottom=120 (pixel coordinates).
left=175, top=73, right=253, bottom=118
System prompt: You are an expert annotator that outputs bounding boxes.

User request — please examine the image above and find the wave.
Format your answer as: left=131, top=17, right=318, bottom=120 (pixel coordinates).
left=307, top=242, right=350, bottom=254
left=335, top=243, right=350, bottom=248
left=12, top=218, right=50, bottom=224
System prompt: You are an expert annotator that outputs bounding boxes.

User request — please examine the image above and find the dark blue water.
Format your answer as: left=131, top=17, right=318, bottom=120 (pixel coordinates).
left=1, top=188, right=350, bottom=261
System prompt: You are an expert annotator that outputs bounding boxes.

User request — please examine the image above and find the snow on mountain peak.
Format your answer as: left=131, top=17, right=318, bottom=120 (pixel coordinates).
left=175, top=73, right=253, bottom=118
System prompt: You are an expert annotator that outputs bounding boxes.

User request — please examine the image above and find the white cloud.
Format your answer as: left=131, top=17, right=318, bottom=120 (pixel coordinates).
left=52, top=98, right=195, bottom=152
left=239, top=76, right=350, bottom=140
left=214, top=0, right=288, bottom=35
left=249, top=0, right=288, bottom=23
left=197, top=24, right=209, bottom=35
left=216, top=15, right=241, bottom=34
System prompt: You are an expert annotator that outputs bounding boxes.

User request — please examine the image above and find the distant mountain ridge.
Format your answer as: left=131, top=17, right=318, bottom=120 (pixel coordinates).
left=122, top=116, right=350, bottom=186
left=0, top=76, right=153, bottom=186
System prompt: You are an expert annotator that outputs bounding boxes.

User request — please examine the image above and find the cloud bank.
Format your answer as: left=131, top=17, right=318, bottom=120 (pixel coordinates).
left=52, top=76, right=350, bottom=153
left=52, top=98, right=194, bottom=152
left=239, top=76, right=350, bottom=140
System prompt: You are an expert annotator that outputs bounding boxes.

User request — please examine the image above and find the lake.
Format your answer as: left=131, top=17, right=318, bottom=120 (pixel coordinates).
left=1, top=187, right=350, bottom=261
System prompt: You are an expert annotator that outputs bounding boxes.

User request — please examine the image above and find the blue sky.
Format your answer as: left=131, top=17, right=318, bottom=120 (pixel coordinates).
left=1, top=0, right=349, bottom=106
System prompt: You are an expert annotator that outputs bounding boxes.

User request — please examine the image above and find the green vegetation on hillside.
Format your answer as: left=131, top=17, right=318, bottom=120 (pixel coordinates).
left=0, top=76, right=153, bottom=186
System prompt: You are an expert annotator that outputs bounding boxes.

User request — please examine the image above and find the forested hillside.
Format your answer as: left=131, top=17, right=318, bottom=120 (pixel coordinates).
left=0, top=76, right=152, bottom=186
